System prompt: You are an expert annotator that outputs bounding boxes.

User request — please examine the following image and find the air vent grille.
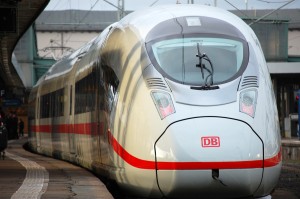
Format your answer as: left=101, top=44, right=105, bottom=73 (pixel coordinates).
left=240, top=76, right=258, bottom=90
left=146, top=78, right=167, bottom=89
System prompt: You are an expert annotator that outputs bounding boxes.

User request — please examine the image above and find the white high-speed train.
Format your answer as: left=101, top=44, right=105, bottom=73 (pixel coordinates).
left=28, top=4, right=282, bottom=199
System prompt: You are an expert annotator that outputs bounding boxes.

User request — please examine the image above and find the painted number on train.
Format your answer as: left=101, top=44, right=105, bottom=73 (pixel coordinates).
left=201, top=136, right=220, bottom=147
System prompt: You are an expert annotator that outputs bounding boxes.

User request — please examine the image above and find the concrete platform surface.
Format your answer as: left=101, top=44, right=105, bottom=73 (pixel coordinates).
left=0, top=137, right=114, bottom=199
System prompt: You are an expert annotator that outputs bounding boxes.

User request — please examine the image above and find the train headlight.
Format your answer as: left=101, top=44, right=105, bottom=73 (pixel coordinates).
left=151, top=91, right=175, bottom=119
left=239, top=89, right=257, bottom=117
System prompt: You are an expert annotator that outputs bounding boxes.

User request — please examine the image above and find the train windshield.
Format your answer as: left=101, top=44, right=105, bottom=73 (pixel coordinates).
left=148, top=36, right=248, bottom=86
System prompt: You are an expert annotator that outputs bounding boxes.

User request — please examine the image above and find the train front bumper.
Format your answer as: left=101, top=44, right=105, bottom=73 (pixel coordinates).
left=155, top=117, right=264, bottom=198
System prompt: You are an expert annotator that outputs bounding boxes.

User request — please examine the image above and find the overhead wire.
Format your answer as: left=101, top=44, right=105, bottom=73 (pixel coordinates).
left=248, top=0, right=295, bottom=25
left=224, top=0, right=295, bottom=26
left=43, top=0, right=63, bottom=22
left=78, top=0, right=101, bottom=24
left=64, top=0, right=101, bottom=47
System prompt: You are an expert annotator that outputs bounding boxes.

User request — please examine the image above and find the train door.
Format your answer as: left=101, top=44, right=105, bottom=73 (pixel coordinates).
left=36, top=96, right=41, bottom=150
left=68, top=85, right=76, bottom=155
left=99, top=64, right=119, bottom=167
left=87, top=65, right=102, bottom=166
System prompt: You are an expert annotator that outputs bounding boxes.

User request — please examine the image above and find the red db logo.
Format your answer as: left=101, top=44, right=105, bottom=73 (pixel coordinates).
left=201, top=136, right=220, bottom=147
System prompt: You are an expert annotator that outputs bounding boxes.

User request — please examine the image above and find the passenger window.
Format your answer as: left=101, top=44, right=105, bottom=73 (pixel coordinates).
left=100, top=65, right=119, bottom=112
left=40, top=88, right=64, bottom=118
left=75, top=70, right=97, bottom=114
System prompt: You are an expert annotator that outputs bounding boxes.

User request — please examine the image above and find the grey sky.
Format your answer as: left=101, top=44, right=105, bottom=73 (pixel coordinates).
left=45, top=0, right=300, bottom=11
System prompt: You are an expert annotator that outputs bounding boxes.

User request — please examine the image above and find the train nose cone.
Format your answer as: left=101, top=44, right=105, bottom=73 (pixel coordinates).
left=155, top=117, right=263, bottom=198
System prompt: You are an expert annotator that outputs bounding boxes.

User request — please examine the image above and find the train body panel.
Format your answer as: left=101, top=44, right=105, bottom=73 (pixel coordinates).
left=157, top=169, right=263, bottom=199
left=155, top=117, right=263, bottom=197
left=28, top=4, right=281, bottom=198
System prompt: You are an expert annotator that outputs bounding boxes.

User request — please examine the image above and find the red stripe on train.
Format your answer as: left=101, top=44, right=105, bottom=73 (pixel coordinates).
left=31, top=123, right=99, bottom=135
left=31, top=123, right=281, bottom=170
left=108, top=130, right=281, bottom=170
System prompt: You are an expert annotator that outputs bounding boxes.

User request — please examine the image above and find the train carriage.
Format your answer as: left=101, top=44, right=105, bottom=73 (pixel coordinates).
left=29, top=4, right=281, bottom=199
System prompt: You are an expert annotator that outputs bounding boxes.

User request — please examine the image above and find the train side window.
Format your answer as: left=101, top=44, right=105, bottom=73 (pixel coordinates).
left=40, top=88, right=64, bottom=118
left=70, top=85, right=72, bottom=115
left=37, top=97, right=39, bottom=119
left=57, top=88, right=64, bottom=117
left=101, top=65, right=119, bottom=112
left=40, top=93, right=49, bottom=118
left=75, top=70, right=97, bottom=114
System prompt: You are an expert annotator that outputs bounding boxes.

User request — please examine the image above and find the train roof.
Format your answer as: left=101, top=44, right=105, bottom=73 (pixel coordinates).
left=33, top=24, right=114, bottom=86
left=118, top=4, right=253, bottom=42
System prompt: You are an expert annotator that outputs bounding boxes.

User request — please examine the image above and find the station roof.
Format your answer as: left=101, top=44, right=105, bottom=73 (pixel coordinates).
left=35, top=8, right=300, bottom=32
left=35, top=10, right=124, bottom=32
left=230, top=9, right=300, bottom=29
left=0, top=0, right=49, bottom=89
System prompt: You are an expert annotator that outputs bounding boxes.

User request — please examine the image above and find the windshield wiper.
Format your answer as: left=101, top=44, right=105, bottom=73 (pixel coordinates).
left=195, top=43, right=214, bottom=87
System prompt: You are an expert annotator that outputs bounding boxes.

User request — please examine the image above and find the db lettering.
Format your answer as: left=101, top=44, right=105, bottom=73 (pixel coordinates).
left=201, top=136, right=220, bottom=147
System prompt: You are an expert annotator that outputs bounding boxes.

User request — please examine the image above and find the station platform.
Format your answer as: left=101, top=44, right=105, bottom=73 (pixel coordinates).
left=0, top=137, right=299, bottom=199
left=0, top=137, right=114, bottom=199
left=282, top=137, right=300, bottom=161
